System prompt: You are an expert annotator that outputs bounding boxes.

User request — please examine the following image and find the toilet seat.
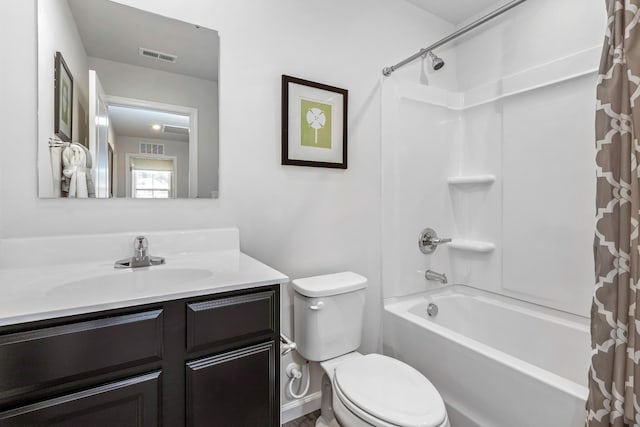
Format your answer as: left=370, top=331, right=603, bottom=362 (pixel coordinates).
left=333, top=354, right=447, bottom=427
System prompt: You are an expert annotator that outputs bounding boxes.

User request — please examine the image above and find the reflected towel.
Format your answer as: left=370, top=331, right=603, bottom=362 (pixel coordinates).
left=62, top=145, right=88, bottom=198
left=71, top=143, right=92, bottom=168
left=71, top=143, right=95, bottom=197
left=76, top=170, right=88, bottom=198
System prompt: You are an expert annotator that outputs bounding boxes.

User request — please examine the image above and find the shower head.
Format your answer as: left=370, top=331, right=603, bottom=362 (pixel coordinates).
left=427, top=51, right=445, bottom=71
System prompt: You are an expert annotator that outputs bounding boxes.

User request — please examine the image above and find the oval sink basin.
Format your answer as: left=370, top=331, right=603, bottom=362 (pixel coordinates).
left=48, top=268, right=213, bottom=299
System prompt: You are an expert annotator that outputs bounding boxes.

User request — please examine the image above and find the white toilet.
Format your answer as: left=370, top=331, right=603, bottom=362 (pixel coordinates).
left=292, top=272, right=450, bottom=427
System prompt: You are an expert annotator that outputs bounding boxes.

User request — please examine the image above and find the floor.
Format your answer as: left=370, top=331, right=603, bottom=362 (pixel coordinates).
left=282, top=410, right=320, bottom=427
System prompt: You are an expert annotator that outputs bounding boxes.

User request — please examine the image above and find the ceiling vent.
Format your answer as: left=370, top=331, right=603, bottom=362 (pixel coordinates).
left=138, top=47, right=177, bottom=63
left=140, top=143, right=164, bottom=155
left=162, top=125, right=190, bottom=136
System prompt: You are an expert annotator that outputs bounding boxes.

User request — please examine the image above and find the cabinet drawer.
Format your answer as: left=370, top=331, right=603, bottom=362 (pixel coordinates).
left=0, top=371, right=160, bottom=427
left=186, top=342, right=276, bottom=426
left=186, top=290, right=275, bottom=352
left=0, top=310, right=163, bottom=403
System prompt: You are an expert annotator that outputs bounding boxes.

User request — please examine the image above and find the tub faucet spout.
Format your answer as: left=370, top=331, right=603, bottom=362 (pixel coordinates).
left=425, top=269, right=447, bottom=284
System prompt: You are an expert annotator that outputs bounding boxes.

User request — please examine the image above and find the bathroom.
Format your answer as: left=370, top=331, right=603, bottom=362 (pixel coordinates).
left=0, top=0, right=622, bottom=426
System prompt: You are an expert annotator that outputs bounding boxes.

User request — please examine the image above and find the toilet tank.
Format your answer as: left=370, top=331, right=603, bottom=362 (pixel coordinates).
left=292, top=272, right=367, bottom=362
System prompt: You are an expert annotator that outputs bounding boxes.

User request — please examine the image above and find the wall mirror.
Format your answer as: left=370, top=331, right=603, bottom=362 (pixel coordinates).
left=37, top=0, right=219, bottom=198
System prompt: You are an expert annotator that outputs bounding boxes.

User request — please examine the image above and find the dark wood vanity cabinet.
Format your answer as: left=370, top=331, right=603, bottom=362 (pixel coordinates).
left=0, top=285, right=280, bottom=427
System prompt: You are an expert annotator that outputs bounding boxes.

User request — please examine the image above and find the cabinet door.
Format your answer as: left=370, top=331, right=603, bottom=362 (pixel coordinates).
left=0, top=371, right=160, bottom=427
left=186, top=341, right=276, bottom=427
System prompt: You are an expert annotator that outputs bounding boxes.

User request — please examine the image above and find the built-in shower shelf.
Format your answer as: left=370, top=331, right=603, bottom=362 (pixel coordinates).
left=448, top=240, right=495, bottom=253
left=447, top=175, right=496, bottom=186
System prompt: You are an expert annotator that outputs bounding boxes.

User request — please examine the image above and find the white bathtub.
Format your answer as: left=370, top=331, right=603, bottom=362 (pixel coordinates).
left=382, top=285, right=590, bottom=427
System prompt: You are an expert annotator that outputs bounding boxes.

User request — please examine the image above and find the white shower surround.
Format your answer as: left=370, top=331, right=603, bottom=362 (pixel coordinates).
left=383, top=285, right=589, bottom=426
left=381, top=45, right=601, bottom=316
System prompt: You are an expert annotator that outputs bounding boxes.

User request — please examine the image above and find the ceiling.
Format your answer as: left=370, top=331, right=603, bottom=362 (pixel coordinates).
left=67, top=0, right=219, bottom=81
left=403, top=0, right=509, bottom=24
left=109, top=105, right=190, bottom=142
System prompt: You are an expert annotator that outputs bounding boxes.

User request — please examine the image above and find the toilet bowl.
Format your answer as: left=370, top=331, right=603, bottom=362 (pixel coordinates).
left=291, top=272, right=450, bottom=427
left=318, top=352, right=450, bottom=427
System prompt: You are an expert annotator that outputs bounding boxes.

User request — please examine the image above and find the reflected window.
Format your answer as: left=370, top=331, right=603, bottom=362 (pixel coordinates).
left=129, top=156, right=175, bottom=198
left=132, top=170, right=172, bottom=199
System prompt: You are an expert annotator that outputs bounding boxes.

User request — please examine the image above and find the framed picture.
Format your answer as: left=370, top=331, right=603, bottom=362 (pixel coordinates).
left=282, top=75, right=348, bottom=169
left=54, top=51, right=73, bottom=142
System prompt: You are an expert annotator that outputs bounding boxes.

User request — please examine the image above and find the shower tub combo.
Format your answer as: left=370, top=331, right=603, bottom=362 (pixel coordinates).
left=383, top=285, right=590, bottom=427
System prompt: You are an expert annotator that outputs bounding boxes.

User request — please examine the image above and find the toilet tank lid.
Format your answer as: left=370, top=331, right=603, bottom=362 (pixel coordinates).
left=291, top=272, right=367, bottom=297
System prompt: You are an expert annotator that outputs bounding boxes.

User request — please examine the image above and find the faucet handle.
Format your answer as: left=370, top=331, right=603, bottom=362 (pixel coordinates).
left=134, top=236, right=148, bottom=248
left=418, top=228, right=451, bottom=254
left=115, top=236, right=163, bottom=268
left=431, top=237, right=452, bottom=244
left=134, top=236, right=149, bottom=258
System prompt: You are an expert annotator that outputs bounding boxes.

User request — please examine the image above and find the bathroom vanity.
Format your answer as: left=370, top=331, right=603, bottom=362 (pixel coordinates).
left=0, top=228, right=286, bottom=426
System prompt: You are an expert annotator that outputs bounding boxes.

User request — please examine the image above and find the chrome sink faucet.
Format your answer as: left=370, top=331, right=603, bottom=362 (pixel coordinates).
left=134, top=235, right=148, bottom=259
left=114, top=236, right=166, bottom=269
left=425, top=269, right=447, bottom=284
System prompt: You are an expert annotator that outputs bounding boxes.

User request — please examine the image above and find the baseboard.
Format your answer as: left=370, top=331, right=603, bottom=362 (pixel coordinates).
left=280, top=391, right=322, bottom=424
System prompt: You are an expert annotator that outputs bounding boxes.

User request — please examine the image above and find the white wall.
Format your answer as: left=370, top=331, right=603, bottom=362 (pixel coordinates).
left=88, top=57, right=218, bottom=198
left=37, top=0, right=90, bottom=197
left=0, top=0, right=453, bottom=412
left=114, top=136, right=189, bottom=198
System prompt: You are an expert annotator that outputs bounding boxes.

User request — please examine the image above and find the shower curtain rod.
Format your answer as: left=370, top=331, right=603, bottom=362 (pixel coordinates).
left=382, top=0, right=528, bottom=76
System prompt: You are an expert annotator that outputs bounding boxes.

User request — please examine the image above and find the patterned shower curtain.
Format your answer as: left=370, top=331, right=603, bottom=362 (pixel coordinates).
left=588, top=1, right=640, bottom=426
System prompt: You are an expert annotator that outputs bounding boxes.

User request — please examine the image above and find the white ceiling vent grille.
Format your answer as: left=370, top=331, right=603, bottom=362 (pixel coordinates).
left=140, top=143, right=165, bottom=155
left=162, top=125, right=190, bottom=136
left=138, top=47, right=177, bottom=63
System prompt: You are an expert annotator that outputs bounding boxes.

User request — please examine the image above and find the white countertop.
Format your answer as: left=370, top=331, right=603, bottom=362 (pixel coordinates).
left=0, top=250, right=288, bottom=327
left=0, top=229, right=288, bottom=326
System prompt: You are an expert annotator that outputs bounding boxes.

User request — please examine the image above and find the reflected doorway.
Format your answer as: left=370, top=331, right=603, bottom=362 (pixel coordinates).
left=105, top=96, right=197, bottom=198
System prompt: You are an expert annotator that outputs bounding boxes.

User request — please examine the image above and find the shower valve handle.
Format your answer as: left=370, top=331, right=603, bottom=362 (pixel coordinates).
left=431, top=237, right=452, bottom=245
left=419, top=228, right=451, bottom=254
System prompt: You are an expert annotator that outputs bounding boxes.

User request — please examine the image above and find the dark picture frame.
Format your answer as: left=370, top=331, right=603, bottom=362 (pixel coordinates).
left=282, top=75, right=348, bottom=169
left=54, top=51, right=73, bottom=142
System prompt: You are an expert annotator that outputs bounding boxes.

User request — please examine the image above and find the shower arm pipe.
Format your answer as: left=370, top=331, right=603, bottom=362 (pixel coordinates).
left=382, top=0, right=527, bottom=76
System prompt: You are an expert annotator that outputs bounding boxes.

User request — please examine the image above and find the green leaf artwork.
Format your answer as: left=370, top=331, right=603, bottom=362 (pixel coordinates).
left=301, top=99, right=332, bottom=149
